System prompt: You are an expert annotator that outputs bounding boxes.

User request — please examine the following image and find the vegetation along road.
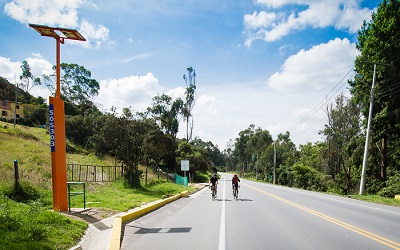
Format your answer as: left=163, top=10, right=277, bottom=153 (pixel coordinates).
left=121, top=173, right=400, bottom=250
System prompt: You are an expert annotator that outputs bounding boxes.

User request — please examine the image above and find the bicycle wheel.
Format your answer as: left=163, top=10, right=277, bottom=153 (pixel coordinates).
left=212, top=188, right=215, bottom=201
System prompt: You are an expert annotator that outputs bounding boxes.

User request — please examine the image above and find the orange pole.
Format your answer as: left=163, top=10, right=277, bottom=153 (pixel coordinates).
left=50, top=37, right=68, bottom=212
left=56, top=38, right=61, bottom=99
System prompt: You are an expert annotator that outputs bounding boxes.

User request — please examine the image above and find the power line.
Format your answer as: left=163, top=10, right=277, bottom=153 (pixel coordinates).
left=289, top=68, right=355, bottom=137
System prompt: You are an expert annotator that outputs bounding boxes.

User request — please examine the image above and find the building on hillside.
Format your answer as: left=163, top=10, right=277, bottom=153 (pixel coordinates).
left=0, top=100, right=25, bottom=121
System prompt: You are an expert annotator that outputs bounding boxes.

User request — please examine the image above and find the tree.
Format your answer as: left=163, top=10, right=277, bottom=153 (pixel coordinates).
left=322, top=94, right=362, bottom=194
left=20, top=61, right=41, bottom=93
left=233, top=125, right=254, bottom=173
left=147, top=94, right=183, bottom=138
left=182, top=67, right=197, bottom=142
left=44, top=63, right=100, bottom=105
left=350, top=0, right=400, bottom=192
left=175, top=141, right=211, bottom=177
left=142, top=129, right=175, bottom=169
left=247, top=127, right=273, bottom=178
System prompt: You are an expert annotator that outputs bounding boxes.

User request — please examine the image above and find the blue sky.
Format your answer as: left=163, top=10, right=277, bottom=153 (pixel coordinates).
left=0, top=0, right=381, bottom=150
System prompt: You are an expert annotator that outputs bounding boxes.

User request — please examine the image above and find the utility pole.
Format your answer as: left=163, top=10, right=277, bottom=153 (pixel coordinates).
left=359, top=63, right=376, bottom=195
left=359, top=61, right=392, bottom=195
left=273, top=141, right=276, bottom=185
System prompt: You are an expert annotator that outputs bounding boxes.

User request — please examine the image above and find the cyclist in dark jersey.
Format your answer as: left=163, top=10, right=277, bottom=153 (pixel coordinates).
left=232, top=174, right=240, bottom=195
left=209, top=173, right=219, bottom=197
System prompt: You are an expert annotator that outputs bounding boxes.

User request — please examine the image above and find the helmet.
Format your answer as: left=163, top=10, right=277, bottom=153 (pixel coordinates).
left=212, top=173, right=216, bottom=177
left=234, top=174, right=237, bottom=177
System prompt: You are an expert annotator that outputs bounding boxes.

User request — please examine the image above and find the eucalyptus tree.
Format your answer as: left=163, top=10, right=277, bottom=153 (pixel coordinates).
left=43, top=63, right=100, bottom=111
left=233, top=125, right=255, bottom=173
left=182, top=67, right=196, bottom=142
left=147, top=93, right=183, bottom=138
left=20, top=60, right=41, bottom=93
left=275, top=132, right=298, bottom=185
left=350, top=0, right=400, bottom=192
left=247, top=127, right=273, bottom=178
left=322, top=94, right=362, bottom=194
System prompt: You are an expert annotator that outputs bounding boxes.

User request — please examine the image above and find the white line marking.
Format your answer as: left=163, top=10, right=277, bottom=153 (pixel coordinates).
left=218, top=178, right=226, bottom=250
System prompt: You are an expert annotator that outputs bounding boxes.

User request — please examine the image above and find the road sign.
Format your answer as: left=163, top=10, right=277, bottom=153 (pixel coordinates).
left=181, top=160, right=189, bottom=171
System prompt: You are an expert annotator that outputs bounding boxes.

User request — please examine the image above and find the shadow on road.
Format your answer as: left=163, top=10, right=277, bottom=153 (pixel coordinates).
left=127, top=225, right=192, bottom=234
left=235, top=198, right=253, bottom=202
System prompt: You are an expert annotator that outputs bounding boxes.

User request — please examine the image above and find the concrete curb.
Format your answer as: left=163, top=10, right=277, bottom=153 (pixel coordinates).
left=109, top=190, right=190, bottom=250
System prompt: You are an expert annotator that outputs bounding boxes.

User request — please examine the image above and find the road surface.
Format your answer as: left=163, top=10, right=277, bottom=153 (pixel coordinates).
left=120, top=173, right=400, bottom=250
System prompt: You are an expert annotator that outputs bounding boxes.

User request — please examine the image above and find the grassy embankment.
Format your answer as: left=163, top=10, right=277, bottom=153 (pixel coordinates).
left=0, top=121, right=196, bottom=250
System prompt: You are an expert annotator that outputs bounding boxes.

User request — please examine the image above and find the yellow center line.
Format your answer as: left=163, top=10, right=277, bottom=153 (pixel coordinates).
left=244, top=183, right=400, bottom=250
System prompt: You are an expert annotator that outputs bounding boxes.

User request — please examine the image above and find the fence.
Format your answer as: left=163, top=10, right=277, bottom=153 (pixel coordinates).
left=175, top=174, right=188, bottom=186
left=67, top=164, right=123, bottom=182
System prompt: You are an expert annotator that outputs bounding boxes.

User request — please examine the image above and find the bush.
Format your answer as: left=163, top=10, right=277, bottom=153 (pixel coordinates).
left=291, top=163, right=328, bottom=192
left=378, top=172, right=400, bottom=198
left=1, top=181, right=41, bottom=203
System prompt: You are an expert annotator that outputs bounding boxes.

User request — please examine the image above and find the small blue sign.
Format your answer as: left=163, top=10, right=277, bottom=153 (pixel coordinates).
left=49, top=104, right=55, bottom=152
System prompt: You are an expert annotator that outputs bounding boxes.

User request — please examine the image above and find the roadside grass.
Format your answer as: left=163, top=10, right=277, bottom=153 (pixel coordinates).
left=0, top=183, right=87, bottom=250
left=349, top=194, right=400, bottom=207
left=0, top=121, right=196, bottom=249
left=69, top=179, right=195, bottom=212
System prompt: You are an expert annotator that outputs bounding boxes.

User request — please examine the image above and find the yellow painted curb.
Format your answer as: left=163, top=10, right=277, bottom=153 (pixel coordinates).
left=395, top=195, right=400, bottom=200
left=108, top=191, right=189, bottom=250
left=109, top=216, right=122, bottom=250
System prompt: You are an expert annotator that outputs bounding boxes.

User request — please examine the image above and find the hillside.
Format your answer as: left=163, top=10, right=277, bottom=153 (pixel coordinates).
left=0, top=120, right=114, bottom=188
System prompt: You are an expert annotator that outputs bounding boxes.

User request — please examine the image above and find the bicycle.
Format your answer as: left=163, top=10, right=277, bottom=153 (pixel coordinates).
left=211, top=184, right=217, bottom=201
left=233, top=185, right=239, bottom=201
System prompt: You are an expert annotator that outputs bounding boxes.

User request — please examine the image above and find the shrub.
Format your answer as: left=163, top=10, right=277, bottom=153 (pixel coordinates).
left=378, top=172, right=400, bottom=198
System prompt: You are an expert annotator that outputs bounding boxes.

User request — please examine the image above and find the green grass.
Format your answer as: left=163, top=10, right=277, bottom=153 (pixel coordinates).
left=0, top=184, right=87, bottom=250
left=349, top=194, right=400, bottom=207
left=0, top=121, right=199, bottom=249
left=68, top=179, right=195, bottom=212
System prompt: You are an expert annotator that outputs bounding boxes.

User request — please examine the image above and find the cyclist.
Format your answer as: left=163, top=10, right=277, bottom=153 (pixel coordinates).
left=232, top=173, right=240, bottom=195
left=209, top=173, right=219, bottom=197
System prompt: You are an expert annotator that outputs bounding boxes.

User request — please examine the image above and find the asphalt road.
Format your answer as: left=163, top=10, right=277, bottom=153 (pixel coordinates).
left=120, top=173, right=400, bottom=250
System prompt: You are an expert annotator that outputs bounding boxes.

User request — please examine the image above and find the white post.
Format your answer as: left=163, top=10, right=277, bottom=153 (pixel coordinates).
left=359, top=63, right=376, bottom=195
left=273, top=141, right=276, bottom=185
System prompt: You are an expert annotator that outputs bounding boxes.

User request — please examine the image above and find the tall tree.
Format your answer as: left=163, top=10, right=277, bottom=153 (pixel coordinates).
left=350, top=0, right=400, bottom=192
left=19, top=60, right=41, bottom=93
left=44, top=63, right=100, bottom=105
left=233, top=125, right=254, bottom=173
left=147, top=94, right=183, bottom=137
left=322, top=94, right=362, bottom=194
left=182, top=67, right=196, bottom=142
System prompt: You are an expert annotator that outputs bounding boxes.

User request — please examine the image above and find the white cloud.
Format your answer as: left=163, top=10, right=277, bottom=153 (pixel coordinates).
left=244, top=0, right=375, bottom=46
left=244, top=11, right=277, bottom=29
left=4, top=0, right=82, bottom=27
left=267, top=38, right=358, bottom=92
left=0, top=56, right=21, bottom=82
left=95, top=73, right=164, bottom=113
left=78, top=19, right=110, bottom=49
left=166, top=87, right=186, bottom=100
left=0, top=54, right=54, bottom=98
left=121, top=52, right=156, bottom=64
left=26, top=53, right=54, bottom=76
left=4, top=0, right=110, bottom=49
left=0, top=54, right=53, bottom=82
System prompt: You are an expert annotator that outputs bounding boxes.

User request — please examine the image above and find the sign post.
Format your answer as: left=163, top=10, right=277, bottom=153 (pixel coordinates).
left=181, top=160, right=189, bottom=178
